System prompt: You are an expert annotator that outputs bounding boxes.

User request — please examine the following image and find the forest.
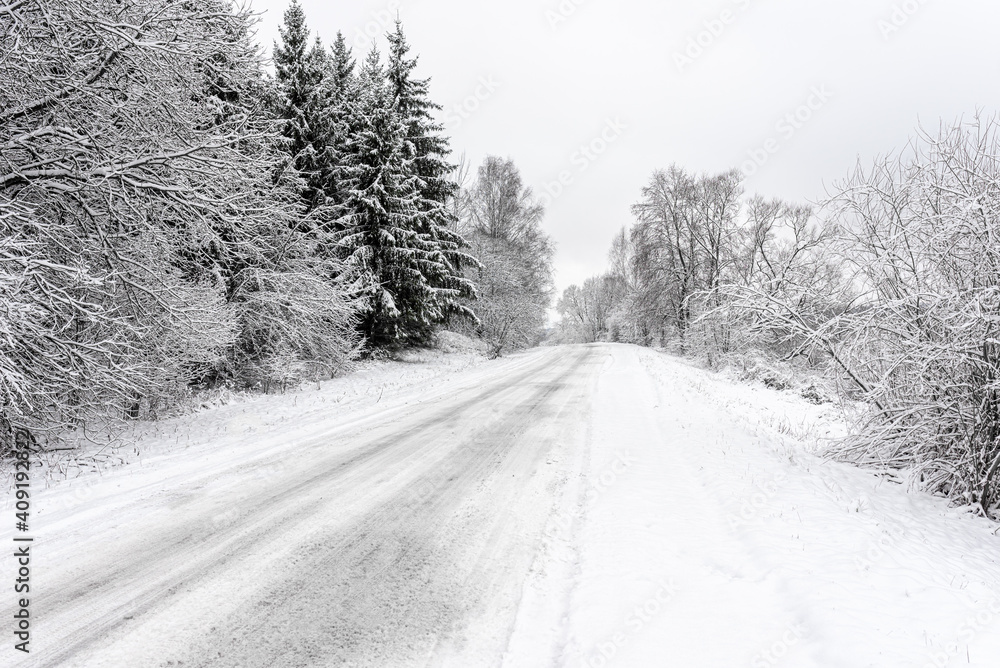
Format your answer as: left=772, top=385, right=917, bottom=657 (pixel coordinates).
left=0, top=0, right=553, bottom=447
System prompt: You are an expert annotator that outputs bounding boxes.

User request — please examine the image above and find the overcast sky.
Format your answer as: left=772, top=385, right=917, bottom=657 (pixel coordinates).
left=247, top=0, right=1000, bottom=295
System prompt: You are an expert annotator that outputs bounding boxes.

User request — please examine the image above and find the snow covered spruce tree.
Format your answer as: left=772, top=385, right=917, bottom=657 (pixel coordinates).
left=272, top=0, right=343, bottom=217
left=329, top=32, right=358, bottom=101
left=271, top=7, right=476, bottom=350
left=336, top=37, right=476, bottom=348
left=322, top=31, right=357, bottom=213
left=383, top=20, right=478, bottom=344
left=0, top=0, right=360, bottom=446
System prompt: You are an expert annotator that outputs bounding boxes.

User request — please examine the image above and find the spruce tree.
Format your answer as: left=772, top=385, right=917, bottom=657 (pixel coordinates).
left=273, top=1, right=333, bottom=212
left=329, top=31, right=356, bottom=102
left=338, top=48, right=426, bottom=346
left=386, top=19, right=452, bottom=203
left=322, top=31, right=356, bottom=214
left=385, top=20, right=477, bottom=340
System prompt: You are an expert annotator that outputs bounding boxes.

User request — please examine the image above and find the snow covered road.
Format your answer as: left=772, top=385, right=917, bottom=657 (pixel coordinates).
left=5, top=346, right=601, bottom=667
left=4, top=344, right=1000, bottom=667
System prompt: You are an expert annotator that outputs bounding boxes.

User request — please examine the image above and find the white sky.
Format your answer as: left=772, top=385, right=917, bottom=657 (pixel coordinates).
left=247, top=0, right=1000, bottom=295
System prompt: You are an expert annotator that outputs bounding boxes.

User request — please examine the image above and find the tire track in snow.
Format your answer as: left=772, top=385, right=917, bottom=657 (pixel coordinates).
left=17, top=346, right=602, bottom=668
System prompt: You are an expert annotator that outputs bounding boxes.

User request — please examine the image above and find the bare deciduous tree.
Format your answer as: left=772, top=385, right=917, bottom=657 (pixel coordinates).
left=0, top=0, right=361, bottom=445
left=555, top=275, right=622, bottom=344
left=456, top=157, right=554, bottom=357
left=628, top=165, right=742, bottom=356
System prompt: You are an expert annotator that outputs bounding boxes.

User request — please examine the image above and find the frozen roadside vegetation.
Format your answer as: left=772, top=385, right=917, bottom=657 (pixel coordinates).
left=668, top=350, right=850, bottom=454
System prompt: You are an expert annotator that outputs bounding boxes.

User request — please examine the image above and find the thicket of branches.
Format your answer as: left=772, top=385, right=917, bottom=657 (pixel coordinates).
left=823, top=119, right=1000, bottom=512
left=0, top=0, right=326, bottom=445
left=565, top=118, right=1000, bottom=515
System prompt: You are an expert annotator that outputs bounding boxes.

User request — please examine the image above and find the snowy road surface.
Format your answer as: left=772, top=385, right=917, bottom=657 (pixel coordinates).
left=4, top=344, right=1000, bottom=667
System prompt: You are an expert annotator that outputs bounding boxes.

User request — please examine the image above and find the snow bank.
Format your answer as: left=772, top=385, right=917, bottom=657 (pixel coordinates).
left=1, top=336, right=490, bottom=490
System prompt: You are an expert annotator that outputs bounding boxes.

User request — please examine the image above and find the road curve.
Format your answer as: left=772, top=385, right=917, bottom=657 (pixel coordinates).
left=10, top=345, right=607, bottom=668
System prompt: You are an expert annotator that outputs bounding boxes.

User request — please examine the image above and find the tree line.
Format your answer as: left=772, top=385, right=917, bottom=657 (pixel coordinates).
left=0, top=0, right=553, bottom=448
left=559, top=118, right=1000, bottom=516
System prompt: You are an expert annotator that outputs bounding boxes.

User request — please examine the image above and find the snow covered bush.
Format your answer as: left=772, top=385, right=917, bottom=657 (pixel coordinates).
left=227, top=263, right=362, bottom=390
left=826, top=117, right=1000, bottom=514
left=0, top=0, right=253, bottom=438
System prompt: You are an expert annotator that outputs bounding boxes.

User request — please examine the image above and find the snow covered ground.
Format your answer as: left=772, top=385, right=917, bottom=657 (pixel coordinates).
left=511, top=345, right=1000, bottom=668
left=3, top=343, right=999, bottom=667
